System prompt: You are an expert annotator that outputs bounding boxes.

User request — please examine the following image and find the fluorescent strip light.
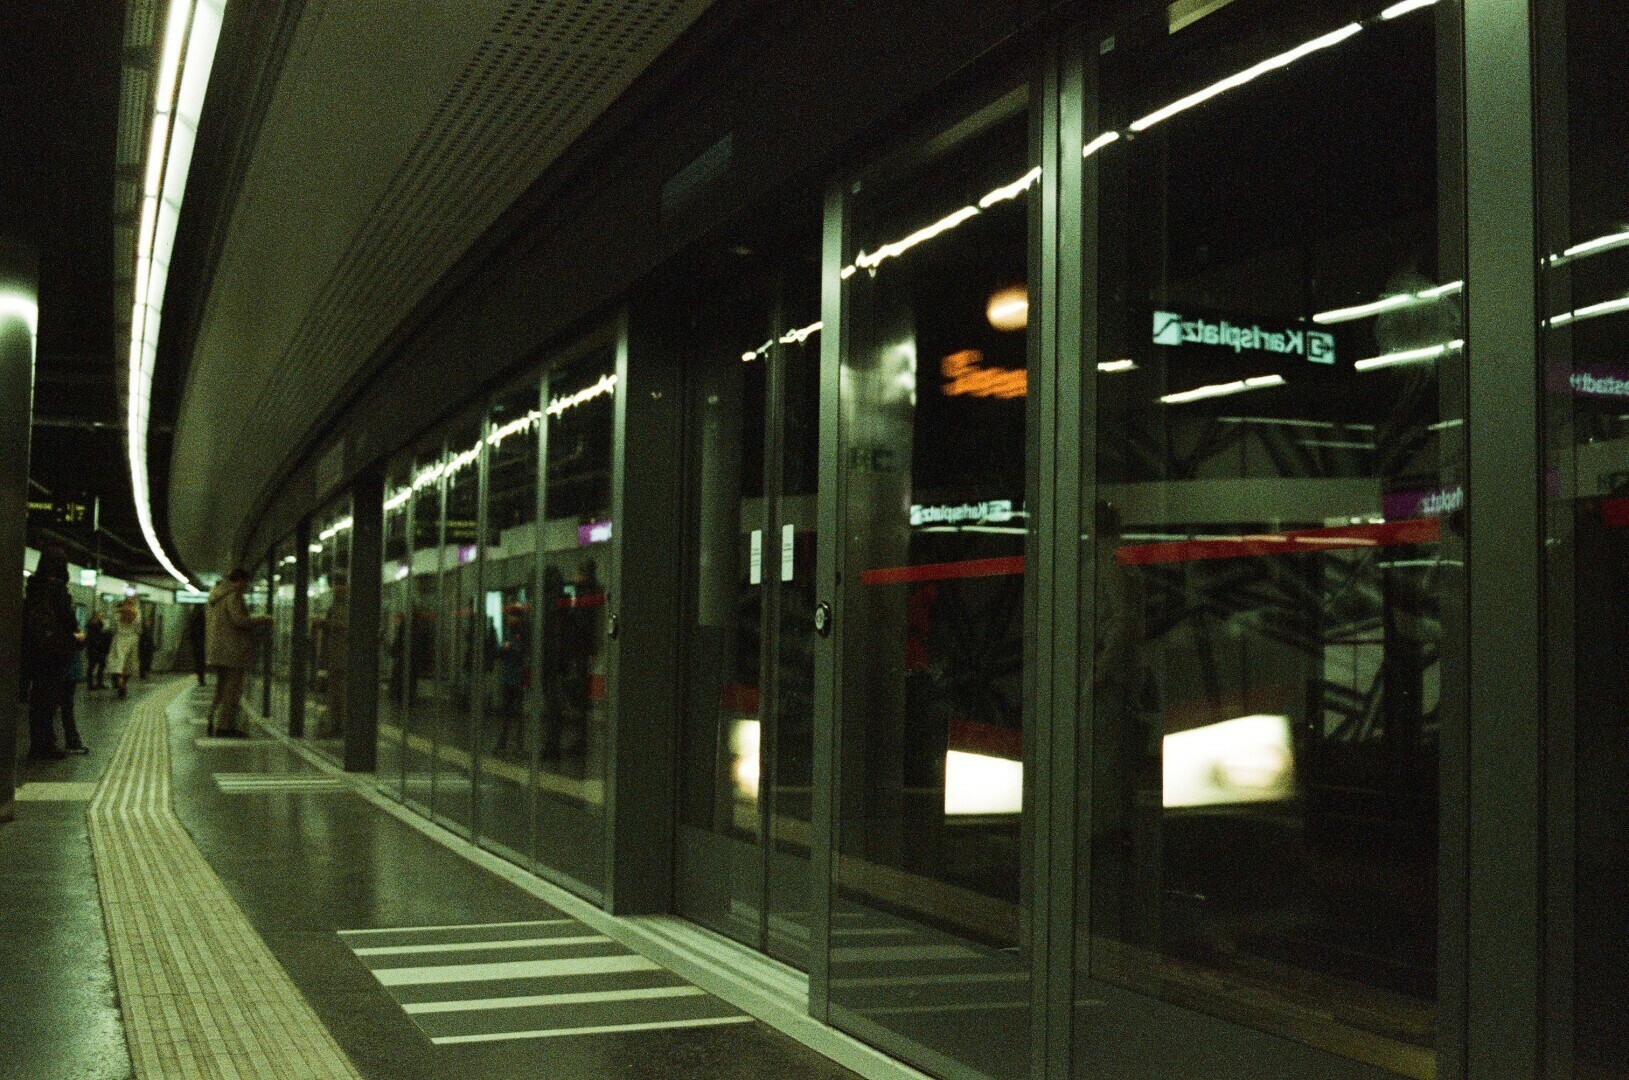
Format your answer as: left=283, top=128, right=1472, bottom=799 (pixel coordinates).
left=1381, top=0, right=1437, bottom=18
left=1352, top=338, right=1463, bottom=371
left=1097, top=359, right=1137, bottom=373
left=1082, top=131, right=1120, bottom=159
left=1313, top=280, right=1462, bottom=324
left=1129, top=23, right=1362, bottom=132
left=1548, top=296, right=1629, bottom=328
left=125, top=0, right=225, bottom=589
left=1159, top=374, right=1285, bottom=404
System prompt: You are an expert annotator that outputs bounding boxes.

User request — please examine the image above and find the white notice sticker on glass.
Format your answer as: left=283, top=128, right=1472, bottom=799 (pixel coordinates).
left=750, top=529, right=763, bottom=585
left=781, top=524, right=796, bottom=582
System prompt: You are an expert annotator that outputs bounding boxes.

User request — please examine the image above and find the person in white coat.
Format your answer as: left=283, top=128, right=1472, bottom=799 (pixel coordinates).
left=105, top=597, right=143, bottom=700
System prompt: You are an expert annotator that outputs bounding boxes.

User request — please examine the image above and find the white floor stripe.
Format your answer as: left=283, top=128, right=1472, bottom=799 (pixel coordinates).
left=339, top=918, right=574, bottom=937
left=429, top=1014, right=755, bottom=1044
left=355, top=934, right=609, bottom=957
left=404, top=984, right=706, bottom=1015
left=375, top=953, right=661, bottom=987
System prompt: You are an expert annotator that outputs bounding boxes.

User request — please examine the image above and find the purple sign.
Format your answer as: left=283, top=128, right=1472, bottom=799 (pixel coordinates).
left=1382, top=485, right=1464, bottom=520
left=1570, top=369, right=1629, bottom=398
left=577, top=520, right=613, bottom=546
left=458, top=544, right=477, bottom=565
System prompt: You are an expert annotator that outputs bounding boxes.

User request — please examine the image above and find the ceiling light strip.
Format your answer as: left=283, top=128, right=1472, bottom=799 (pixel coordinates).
left=128, top=0, right=224, bottom=588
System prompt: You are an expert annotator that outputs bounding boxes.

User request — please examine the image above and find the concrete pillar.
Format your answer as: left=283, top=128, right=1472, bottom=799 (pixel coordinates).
left=0, top=244, right=37, bottom=823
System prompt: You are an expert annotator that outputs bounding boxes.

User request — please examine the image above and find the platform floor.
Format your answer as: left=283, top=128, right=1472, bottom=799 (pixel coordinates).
left=1, top=677, right=858, bottom=1080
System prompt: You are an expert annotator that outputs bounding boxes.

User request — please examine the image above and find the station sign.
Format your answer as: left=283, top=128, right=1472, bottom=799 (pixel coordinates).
left=911, top=500, right=1020, bottom=527
left=1152, top=310, right=1335, bottom=365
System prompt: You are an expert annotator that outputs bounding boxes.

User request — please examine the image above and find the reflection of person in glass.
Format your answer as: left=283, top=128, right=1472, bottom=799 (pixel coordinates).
left=493, top=609, right=526, bottom=755
left=407, top=579, right=435, bottom=705
left=562, top=560, right=602, bottom=769
left=539, top=565, right=568, bottom=764
left=316, top=575, right=348, bottom=738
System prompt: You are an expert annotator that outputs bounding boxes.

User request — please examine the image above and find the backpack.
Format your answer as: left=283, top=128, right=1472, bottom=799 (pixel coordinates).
left=24, top=591, right=74, bottom=659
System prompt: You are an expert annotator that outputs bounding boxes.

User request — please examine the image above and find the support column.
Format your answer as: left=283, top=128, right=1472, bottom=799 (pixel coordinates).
left=290, top=520, right=310, bottom=738
left=345, top=470, right=383, bottom=772
left=1463, top=2, right=1542, bottom=1076
left=604, top=310, right=684, bottom=914
left=0, top=243, right=36, bottom=824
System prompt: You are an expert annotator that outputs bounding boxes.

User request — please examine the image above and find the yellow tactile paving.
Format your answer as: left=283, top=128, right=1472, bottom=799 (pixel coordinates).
left=88, top=681, right=365, bottom=1079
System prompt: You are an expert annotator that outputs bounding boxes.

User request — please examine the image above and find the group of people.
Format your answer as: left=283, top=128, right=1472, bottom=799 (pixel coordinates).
left=19, top=550, right=146, bottom=760
left=19, top=554, right=270, bottom=759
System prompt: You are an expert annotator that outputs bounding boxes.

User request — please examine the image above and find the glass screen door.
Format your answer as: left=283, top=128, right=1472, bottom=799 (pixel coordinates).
left=675, top=210, right=821, bottom=968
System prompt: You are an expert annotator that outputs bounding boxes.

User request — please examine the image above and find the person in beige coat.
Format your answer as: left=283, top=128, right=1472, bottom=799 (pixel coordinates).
left=205, top=568, right=271, bottom=736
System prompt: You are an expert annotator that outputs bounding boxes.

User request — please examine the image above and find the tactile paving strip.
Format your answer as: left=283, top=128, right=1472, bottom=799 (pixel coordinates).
left=88, top=681, right=365, bottom=1079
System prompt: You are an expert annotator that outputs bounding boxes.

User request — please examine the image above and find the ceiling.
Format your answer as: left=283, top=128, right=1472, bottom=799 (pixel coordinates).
left=165, top=0, right=714, bottom=574
left=2, top=0, right=164, bottom=579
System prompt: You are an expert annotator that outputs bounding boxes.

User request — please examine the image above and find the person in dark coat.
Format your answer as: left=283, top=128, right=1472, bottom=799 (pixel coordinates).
left=84, top=612, right=111, bottom=689
left=21, top=550, right=85, bottom=759
left=188, top=606, right=208, bottom=685
left=137, top=612, right=156, bottom=679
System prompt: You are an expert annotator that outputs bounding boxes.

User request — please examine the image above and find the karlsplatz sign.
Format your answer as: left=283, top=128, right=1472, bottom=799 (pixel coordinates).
left=1153, top=311, right=1335, bottom=365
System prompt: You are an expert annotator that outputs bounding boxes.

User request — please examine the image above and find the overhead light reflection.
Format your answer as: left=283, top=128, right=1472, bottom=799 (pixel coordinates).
left=1551, top=229, right=1629, bottom=267
left=547, top=372, right=617, bottom=418
left=1160, top=374, right=1285, bottom=404
left=978, top=166, right=1041, bottom=209
left=1381, top=0, right=1438, bottom=17
left=1313, top=280, right=1462, bottom=324
left=741, top=321, right=822, bottom=362
left=1082, top=130, right=1120, bottom=159
left=1097, top=359, right=1137, bottom=373
left=1129, top=23, right=1362, bottom=132
left=1548, top=297, right=1629, bottom=329
left=1353, top=338, right=1463, bottom=371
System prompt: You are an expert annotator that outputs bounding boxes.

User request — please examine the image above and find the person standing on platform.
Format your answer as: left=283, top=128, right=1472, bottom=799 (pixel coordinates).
left=20, top=550, right=83, bottom=759
left=187, top=606, right=208, bottom=686
left=205, top=568, right=270, bottom=737
left=84, top=612, right=111, bottom=689
left=106, top=596, right=142, bottom=699
left=60, top=606, right=88, bottom=754
left=137, top=611, right=155, bottom=679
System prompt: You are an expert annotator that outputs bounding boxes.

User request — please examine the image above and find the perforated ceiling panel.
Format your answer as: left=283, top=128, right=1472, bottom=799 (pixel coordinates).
left=169, top=0, right=713, bottom=571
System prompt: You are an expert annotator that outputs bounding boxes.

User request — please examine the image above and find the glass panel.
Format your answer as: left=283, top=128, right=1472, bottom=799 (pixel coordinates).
left=1079, top=3, right=1461, bottom=1075
left=307, top=496, right=353, bottom=762
left=249, top=563, right=271, bottom=717
left=834, top=98, right=1033, bottom=1077
left=533, top=347, right=615, bottom=893
left=402, top=438, right=445, bottom=814
left=270, top=538, right=296, bottom=732
left=678, top=281, right=770, bottom=949
left=436, top=416, right=483, bottom=835
left=1537, top=1, right=1629, bottom=1070
left=478, top=381, right=542, bottom=863
left=378, top=458, right=411, bottom=799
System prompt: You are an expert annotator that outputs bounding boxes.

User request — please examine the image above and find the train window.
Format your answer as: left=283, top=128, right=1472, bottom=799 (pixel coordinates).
left=1079, top=1, right=1463, bottom=1074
